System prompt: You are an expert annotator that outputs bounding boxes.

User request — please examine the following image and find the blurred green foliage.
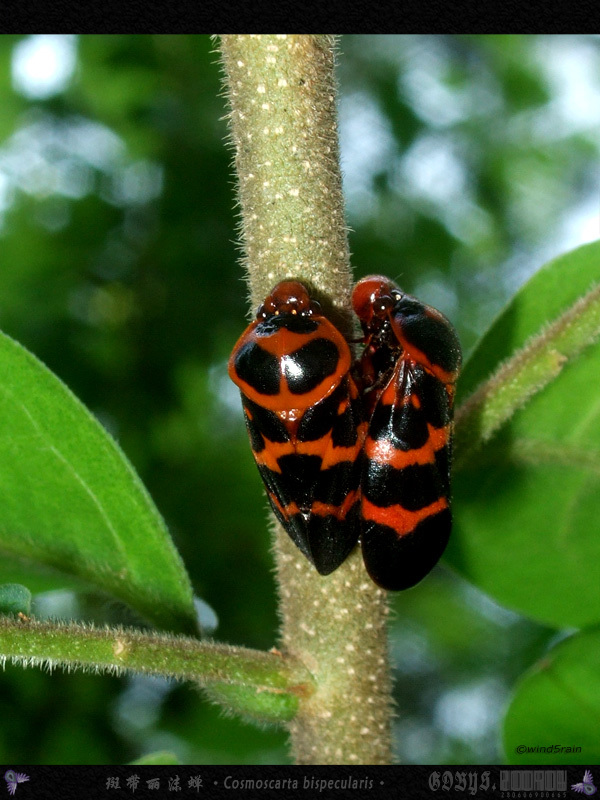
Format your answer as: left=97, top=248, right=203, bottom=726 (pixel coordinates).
left=0, top=34, right=598, bottom=764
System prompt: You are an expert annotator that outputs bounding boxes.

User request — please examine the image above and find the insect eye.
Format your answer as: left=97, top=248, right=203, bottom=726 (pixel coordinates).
left=309, top=300, right=322, bottom=315
left=292, top=295, right=310, bottom=313
left=375, top=295, right=394, bottom=315
left=259, top=298, right=278, bottom=318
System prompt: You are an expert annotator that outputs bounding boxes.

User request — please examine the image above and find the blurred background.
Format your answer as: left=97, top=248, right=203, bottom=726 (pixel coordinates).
left=0, top=34, right=597, bottom=764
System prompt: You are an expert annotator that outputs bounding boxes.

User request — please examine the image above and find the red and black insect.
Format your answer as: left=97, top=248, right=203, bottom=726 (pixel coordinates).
left=352, top=275, right=462, bottom=591
left=228, top=280, right=365, bottom=575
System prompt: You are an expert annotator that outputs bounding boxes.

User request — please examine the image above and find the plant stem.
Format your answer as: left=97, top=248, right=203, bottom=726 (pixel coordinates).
left=0, top=616, right=312, bottom=700
left=454, top=283, right=600, bottom=468
left=219, top=34, right=392, bottom=765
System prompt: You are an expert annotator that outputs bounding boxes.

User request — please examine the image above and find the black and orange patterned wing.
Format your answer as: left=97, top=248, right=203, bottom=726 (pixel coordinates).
left=353, top=276, right=461, bottom=591
left=229, top=281, right=364, bottom=575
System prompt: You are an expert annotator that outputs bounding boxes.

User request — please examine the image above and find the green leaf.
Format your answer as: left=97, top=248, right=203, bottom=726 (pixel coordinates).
left=503, top=628, right=600, bottom=765
left=0, top=583, right=31, bottom=616
left=0, top=331, right=198, bottom=635
left=0, top=556, right=82, bottom=595
left=449, top=240, right=600, bottom=628
left=456, top=240, right=600, bottom=405
left=130, top=751, right=180, bottom=765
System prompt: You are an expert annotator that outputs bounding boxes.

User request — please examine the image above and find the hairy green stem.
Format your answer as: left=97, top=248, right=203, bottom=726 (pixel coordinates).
left=219, top=34, right=392, bottom=764
left=454, top=283, right=600, bottom=468
left=0, top=616, right=312, bottom=697
left=219, top=34, right=354, bottom=336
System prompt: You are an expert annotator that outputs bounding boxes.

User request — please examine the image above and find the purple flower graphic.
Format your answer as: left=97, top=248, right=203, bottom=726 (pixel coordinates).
left=572, top=771, right=597, bottom=795
left=4, top=771, right=29, bottom=796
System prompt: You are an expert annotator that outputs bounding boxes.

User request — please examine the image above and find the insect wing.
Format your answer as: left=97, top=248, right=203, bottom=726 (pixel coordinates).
left=238, top=392, right=312, bottom=554
left=360, top=356, right=454, bottom=591
left=237, top=371, right=363, bottom=575
left=229, top=295, right=362, bottom=576
left=294, top=375, right=364, bottom=573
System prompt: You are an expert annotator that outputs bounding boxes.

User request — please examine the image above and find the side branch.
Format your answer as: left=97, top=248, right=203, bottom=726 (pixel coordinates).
left=0, top=616, right=313, bottom=696
left=454, top=283, right=600, bottom=467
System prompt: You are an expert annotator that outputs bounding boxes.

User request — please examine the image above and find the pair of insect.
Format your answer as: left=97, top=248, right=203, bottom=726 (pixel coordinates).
left=228, top=276, right=461, bottom=591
